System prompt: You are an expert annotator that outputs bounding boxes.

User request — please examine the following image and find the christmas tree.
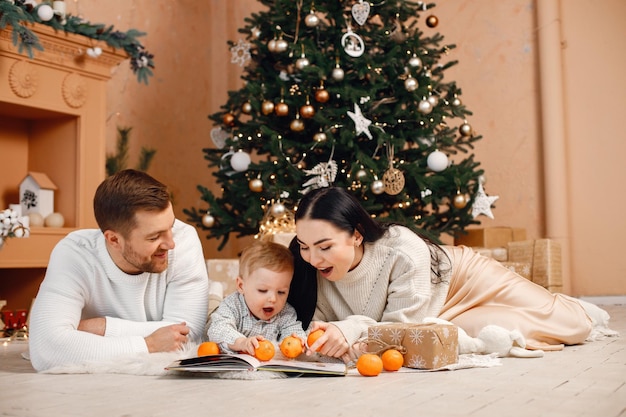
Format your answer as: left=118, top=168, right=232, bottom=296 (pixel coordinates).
left=185, top=0, right=498, bottom=250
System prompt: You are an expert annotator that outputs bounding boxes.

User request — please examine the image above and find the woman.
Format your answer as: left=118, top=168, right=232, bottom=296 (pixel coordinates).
left=287, top=187, right=596, bottom=362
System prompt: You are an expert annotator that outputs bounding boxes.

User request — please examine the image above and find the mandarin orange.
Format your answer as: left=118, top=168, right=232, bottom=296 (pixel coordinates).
left=356, top=353, right=383, bottom=376
left=279, top=336, right=304, bottom=358
left=306, top=329, right=325, bottom=352
left=197, top=341, right=220, bottom=357
left=254, top=339, right=275, bottom=361
left=381, top=349, right=404, bottom=371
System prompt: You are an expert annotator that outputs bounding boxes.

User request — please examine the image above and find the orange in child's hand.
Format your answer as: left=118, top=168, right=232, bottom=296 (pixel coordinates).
left=279, top=336, right=303, bottom=359
left=381, top=349, right=404, bottom=371
left=254, top=339, right=275, bottom=361
left=356, top=353, right=383, bottom=377
left=306, top=329, right=325, bottom=351
left=197, top=341, right=220, bottom=357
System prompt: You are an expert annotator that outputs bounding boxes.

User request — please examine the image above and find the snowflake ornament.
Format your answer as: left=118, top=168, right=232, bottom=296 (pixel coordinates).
left=347, top=103, right=373, bottom=139
left=471, top=181, right=499, bottom=219
left=230, top=39, right=251, bottom=67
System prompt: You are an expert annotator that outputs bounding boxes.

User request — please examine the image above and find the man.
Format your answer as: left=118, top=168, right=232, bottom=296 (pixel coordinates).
left=28, top=170, right=209, bottom=372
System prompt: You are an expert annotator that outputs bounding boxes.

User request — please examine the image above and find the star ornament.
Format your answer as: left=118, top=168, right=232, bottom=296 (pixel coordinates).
left=471, top=182, right=499, bottom=219
left=347, top=103, right=373, bottom=139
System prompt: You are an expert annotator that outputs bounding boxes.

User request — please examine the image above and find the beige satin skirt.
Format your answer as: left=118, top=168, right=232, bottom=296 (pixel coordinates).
left=438, top=245, right=592, bottom=350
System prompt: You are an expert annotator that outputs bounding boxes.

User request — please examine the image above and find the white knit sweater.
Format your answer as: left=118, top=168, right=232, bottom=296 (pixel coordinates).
left=28, top=219, right=209, bottom=372
left=314, top=225, right=450, bottom=345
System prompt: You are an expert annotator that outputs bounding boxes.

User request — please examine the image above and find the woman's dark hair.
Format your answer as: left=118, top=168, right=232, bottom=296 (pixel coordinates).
left=288, top=186, right=450, bottom=329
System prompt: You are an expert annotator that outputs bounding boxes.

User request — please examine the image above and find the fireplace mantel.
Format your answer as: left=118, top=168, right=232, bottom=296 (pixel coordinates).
left=0, top=23, right=127, bottom=307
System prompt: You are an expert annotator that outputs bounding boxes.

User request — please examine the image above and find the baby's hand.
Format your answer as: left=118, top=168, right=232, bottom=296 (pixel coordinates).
left=231, top=335, right=265, bottom=356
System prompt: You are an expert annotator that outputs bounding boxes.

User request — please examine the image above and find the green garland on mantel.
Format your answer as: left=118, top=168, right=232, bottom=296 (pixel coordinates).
left=0, top=0, right=154, bottom=84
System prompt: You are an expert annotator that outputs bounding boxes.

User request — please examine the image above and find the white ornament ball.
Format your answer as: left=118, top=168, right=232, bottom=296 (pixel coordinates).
left=404, top=76, right=419, bottom=92
left=355, top=169, right=368, bottom=181
left=271, top=202, right=286, bottom=217
left=37, top=4, right=55, bottom=21
left=202, top=213, right=215, bottom=228
left=427, top=151, right=449, bottom=172
left=427, top=95, right=439, bottom=107
left=296, top=57, right=310, bottom=70
left=44, top=212, right=65, bottom=228
left=29, top=212, right=45, bottom=227
left=418, top=99, right=433, bottom=114
left=305, top=12, right=320, bottom=28
left=408, top=55, right=422, bottom=69
left=275, top=39, right=289, bottom=53
left=230, top=151, right=251, bottom=172
left=371, top=180, right=385, bottom=195
left=332, top=67, right=345, bottom=81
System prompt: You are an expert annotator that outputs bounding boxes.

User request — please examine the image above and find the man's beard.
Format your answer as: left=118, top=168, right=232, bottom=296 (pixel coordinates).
left=122, top=245, right=169, bottom=274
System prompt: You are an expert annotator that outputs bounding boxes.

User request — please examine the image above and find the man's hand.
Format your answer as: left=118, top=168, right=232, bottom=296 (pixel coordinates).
left=78, top=317, right=106, bottom=336
left=144, top=322, right=190, bottom=353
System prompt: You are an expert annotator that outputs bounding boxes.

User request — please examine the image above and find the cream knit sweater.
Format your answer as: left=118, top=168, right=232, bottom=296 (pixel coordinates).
left=28, top=220, right=209, bottom=372
left=314, top=225, right=450, bottom=345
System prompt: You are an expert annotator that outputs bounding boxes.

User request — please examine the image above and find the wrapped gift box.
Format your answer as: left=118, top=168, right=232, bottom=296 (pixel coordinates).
left=206, top=258, right=240, bottom=297
left=368, top=323, right=458, bottom=370
left=455, top=227, right=526, bottom=249
left=508, top=239, right=562, bottom=291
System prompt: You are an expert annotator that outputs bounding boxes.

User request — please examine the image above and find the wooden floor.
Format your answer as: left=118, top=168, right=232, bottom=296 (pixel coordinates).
left=1, top=304, right=624, bottom=417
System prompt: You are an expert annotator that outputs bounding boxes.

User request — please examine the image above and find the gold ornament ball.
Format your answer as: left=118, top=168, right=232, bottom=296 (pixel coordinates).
left=241, top=102, right=252, bottom=114
left=459, top=122, right=473, bottom=137
left=261, top=100, right=275, bottom=115
left=296, top=57, right=310, bottom=70
left=313, top=132, right=327, bottom=143
left=290, top=118, right=305, bottom=132
left=202, top=213, right=215, bottom=228
left=222, top=112, right=236, bottom=127
left=355, top=169, right=368, bottom=181
left=426, top=15, right=439, bottom=28
left=453, top=193, right=468, bottom=209
left=275, top=102, right=289, bottom=116
left=267, top=39, right=277, bottom=53
left=314, top=88, right=330, bottom=103
left=300, top=104, right=315, bottom=119
left=249, top=178, right=263, bottom=192
left=275, top=39, right=289, bottom=53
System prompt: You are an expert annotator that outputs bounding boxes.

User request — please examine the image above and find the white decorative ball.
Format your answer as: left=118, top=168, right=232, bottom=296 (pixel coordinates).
left=427, top=151, right=449, bottom=172
left=418, top=99, right=433, bottom=114
left=29, top=212, right=45, bottom=227
left=404, top=76, right=419, bottom=92
left=45, top=212, right=65, bottom=228
left=271, top=202, right=286, bottom=217
left=202, top=213, right=215, bottom=228
left=427, top=95, right=439, bottom=107
left=305, top=12, right=320, bottom=27
left=408, top=55, right=422, bottom=69
left=371, top=180, right=385, bottom=195
left=332, top=67, right=345, bottom=81
left=37, top=4, right=55, bottom=21
left=230, top=151, right=251, bottom=172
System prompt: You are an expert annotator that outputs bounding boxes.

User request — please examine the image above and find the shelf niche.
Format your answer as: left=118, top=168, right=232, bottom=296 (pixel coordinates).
left=0, top=23, right=126, bottom=304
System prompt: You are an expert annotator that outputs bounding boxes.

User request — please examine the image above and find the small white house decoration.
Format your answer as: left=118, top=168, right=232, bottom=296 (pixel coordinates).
left=19, top=172, right=58, bottom=219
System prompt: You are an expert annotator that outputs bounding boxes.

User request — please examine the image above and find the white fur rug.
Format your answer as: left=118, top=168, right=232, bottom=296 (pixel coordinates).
left=34, top=345, right=501, bottom=378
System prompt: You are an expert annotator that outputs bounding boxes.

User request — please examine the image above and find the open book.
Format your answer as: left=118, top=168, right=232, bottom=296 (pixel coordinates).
left=166, top=353, right=347, bottom=376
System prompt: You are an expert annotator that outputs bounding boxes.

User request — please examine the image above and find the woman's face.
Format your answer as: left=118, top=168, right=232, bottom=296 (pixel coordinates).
left=296, top=219, right=363, bottom=281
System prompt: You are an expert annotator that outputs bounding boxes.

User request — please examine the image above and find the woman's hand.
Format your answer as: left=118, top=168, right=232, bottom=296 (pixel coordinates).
left=306, top=321, right=350, bottom=360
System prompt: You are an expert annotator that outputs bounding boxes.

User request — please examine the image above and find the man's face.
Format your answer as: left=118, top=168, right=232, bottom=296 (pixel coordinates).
left=112, top=204, right=176, bottom=274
